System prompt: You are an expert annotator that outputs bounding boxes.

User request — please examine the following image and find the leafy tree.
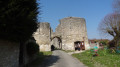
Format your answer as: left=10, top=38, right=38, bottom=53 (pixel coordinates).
left=0, top=0, right=39, bottom=42
left=0, top=0, right=40, bottom=66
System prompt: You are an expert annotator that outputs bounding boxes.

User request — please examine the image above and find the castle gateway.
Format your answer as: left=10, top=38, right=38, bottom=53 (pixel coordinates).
left=34, top=17, right=90, bottom=51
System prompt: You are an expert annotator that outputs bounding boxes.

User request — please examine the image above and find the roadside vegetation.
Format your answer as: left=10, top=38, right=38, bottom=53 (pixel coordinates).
left=62, top=50, right=75, bottom=53
left=37, top=51, right=52, bottom=63
left=36, top=51, right=52, bottom=63
left=27, top=51, right=52, bottom=66
left=72, top=49, right=120, bottom=67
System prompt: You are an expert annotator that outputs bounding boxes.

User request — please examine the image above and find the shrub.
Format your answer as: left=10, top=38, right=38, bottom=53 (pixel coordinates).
left=26, top=41, right=39, bottom=56
left=108, top=40, right=115, bottom=48
left=100, top=41, right=107, bottom=45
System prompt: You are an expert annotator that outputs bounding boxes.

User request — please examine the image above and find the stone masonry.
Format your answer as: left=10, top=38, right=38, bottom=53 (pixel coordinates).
left=55, top=17, right=89, bottom=50
left=0, top=40, right=19, bottom=67
left=34, top=17, right=90, bottom=51
left=34, top=22, right=51, bottom=51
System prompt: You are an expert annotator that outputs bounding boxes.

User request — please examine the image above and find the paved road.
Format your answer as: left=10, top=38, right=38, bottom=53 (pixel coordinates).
left=41, top=50, right=87, bottom=67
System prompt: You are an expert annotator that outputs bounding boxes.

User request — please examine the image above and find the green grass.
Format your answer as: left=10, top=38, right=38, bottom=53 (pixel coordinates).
left=27, top=51, right=52, bottom=66
left=62, top=50, right=75, bottom=53
left=72, top=49, right=120, bottom=67
left=36, top=51, right=52, bottom=63
left=40, top=51, right=52, bottom=56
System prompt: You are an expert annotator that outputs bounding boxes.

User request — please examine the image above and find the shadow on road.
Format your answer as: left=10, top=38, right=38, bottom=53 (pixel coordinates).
left=27, top=55, right=59, bottom=67
left=41, top=55, right=60, bottom=67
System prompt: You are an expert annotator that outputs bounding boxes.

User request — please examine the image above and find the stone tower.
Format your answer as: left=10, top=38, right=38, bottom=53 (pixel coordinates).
left=54, top=17, right=89, bottom=50
left=34, top=22, right=51, bottom=51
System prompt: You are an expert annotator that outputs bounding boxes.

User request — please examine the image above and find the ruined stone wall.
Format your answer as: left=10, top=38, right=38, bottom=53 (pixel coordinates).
left=55, top=24, right=62, bottom=36
left=34, top=17, right=89, bottom=51
left=0, top=40, right=19, bottom=67
left=34, top=22, right=51, bottom=51
left=55, top=17, right=89, bottom=50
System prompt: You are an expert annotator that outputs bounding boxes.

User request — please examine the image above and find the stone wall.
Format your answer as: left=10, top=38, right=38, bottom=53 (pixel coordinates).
left=34, top=22, right=51, bottom=51
left=55, top=17, right=89, bottom=50
left=0, top=40, right=19, bottom=67
left=34, top=17, right=89, bottom=51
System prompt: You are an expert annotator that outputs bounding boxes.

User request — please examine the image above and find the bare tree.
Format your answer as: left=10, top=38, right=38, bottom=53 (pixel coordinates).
left=99, top=13, right=120, bottom=47
left=113, top=0, right=120, bottom=13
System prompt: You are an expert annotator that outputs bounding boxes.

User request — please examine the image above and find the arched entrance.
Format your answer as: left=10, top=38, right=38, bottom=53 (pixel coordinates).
left=51, top=36, right=62, bottom=50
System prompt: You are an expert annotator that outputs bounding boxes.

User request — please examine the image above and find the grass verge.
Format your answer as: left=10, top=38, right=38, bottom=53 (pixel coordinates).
left=62, top=50, right=75, bottom=53
left=27, top=51, right=52, bottom=66
left=72, top=49, right=120, bottom=67
left=37, top=51, right=52, bottom=63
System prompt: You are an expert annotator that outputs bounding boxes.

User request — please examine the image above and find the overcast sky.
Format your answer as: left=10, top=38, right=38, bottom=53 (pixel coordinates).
left=37, top=0, right=113, bottom=39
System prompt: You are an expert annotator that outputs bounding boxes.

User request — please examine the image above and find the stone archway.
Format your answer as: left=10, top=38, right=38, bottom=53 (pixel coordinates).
left=51, top=36, right=62, bottom=49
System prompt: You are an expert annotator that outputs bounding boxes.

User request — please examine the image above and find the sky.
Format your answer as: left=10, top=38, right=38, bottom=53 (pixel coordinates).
left=37, top=0, right=113, bottom=39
